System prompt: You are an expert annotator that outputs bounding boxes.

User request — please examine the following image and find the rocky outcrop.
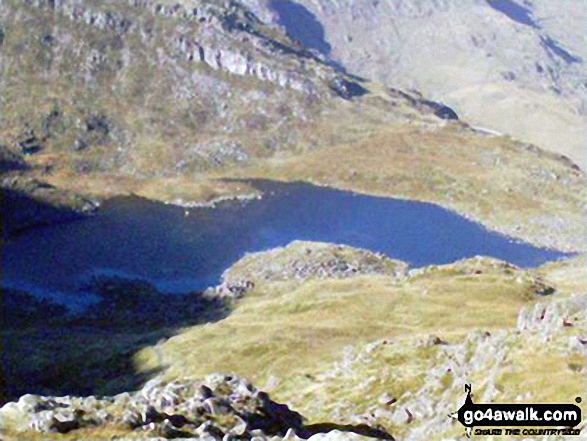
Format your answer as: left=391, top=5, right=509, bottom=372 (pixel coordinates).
left=2, top=0, right=380, bottom=180
left=215, top=241, right=408, bottom=298
left=387, top=88, right=458, bottom=121
left=0, top=374, right=394, bottom=440
left=285, top=291, right=586, bottom=440
left=517, top=292, right=587, bottom=337
left=22, top=0, right=363, bottom=97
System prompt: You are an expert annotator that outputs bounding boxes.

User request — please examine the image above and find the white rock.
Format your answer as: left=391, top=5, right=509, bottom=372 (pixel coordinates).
left=307, top=430, right=376, bottom=441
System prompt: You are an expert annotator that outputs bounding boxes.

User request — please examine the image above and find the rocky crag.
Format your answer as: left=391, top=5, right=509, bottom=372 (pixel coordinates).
left=216, top=241, right=409, bottom=296
left=249, top=0, right=587, bottom=164
left=0, top=373, right=393, bottom=440
left=1, top=0, right=371, bottom=178
left=22, top=0, right=357, bottom=95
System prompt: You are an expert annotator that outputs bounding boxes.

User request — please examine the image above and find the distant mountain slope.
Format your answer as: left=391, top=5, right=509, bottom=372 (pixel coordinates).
left=249, top=0, right=587, bottom=165
left=0, top=0, right=584, bottom=250
left=0, top=0, right=372, bottom=178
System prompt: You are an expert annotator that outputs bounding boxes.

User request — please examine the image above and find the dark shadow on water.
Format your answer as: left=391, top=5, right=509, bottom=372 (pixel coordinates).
left=2, top=180, right=571, bottom=302
left=0, top=187, right=85, bottom=239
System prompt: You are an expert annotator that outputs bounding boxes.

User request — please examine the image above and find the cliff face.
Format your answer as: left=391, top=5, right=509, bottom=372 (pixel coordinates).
left=19, top=0, right=344, bottom=93
left=0, top=0, right=370, bottom=179
left=250, top=0, right=587, bottom=164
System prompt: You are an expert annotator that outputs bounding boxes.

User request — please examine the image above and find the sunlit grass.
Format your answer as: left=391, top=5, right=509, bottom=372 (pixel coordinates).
left=135, top=259, right=544, bottom=387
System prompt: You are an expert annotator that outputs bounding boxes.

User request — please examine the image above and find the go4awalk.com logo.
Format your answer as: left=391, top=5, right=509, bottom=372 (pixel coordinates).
left=449, top=385, right=583, bottom=437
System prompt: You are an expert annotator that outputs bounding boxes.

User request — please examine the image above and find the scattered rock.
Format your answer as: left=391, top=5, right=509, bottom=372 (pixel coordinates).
left=428, top=336, right=449, bottom=346
left=430, top=104, right=458, bottom=120
left=86, top=114, right=110, bottom=136
left=0, top=374, right=394, bottom=440
left=329, top=77, right=368, bottom=100
left=18, top=135, right=42, bottom=155
left=535, top=284, right=556, bottom=296
left=221, top=241, right=408, bottom=287
left=40, top=34, right=55, bottom=46
left=72, top=138, right=89, bottom=151
left=387, top=88, right=458, bottom=120
left=404, top=408, right=413, bottom=424
left=42, top=108, right=61, bottom=138
left=50, top=415, right=81, bottom=434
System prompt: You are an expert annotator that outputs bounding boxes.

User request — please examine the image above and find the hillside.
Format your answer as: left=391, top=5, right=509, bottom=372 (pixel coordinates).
left=1, top=0, right=365, bottom=177
left=1, top=1, right=585, bottom=440
left=248, top=0, right=587, bottom=164
left=1, top=0, right=584, bottom=251
left=1, top=245, right=584, bottom=440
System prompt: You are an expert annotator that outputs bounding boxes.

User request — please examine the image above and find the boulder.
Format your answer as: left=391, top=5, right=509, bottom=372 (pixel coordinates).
left=329, top=77, right=368, bottom=100
left=1, top=374, right=394, bottom=439
left=18, top=136, right=42, bottom=155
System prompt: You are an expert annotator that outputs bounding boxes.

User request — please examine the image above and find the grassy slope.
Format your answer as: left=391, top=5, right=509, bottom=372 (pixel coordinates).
left=1, top=251, right=583, bottom=440
left=219, top=120, right=585, bottom=253
left=274, top=257, right=587, bottom=439
left=133, top=255, right=573, bottom=389
left=138, top=273, right=528, bottom=375
left=130, top=254, right=585, bottom=440
left=275, top=312, right=586, bottom=440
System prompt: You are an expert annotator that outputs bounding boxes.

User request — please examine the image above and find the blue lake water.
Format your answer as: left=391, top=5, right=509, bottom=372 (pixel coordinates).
left=2, top=180, right=570, bottom=306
